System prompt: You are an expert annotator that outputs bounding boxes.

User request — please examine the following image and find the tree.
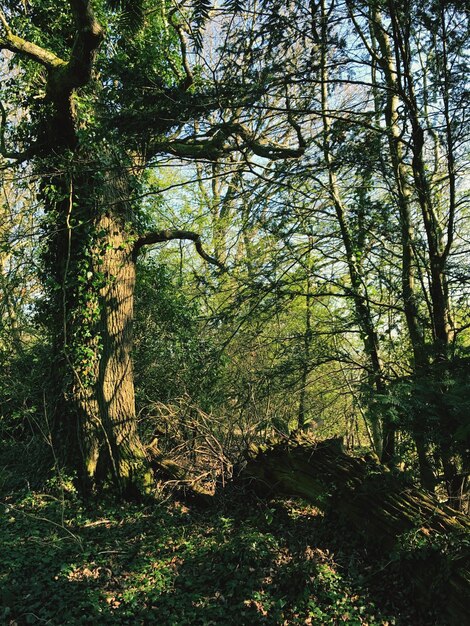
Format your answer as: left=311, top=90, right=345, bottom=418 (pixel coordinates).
left=0, top=0, right=303, bottom=495
left=345, top=0, right=470, bottom=503
left=1, top=0, right=468, bottom=506
left=218, top=0, right=469, bottom=502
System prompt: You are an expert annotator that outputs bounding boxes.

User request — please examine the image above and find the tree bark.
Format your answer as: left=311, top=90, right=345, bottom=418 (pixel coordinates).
left=0, top=3, right=157, bottom=496
left=354, top=2, right=467, bottom=503
left=81, top=212, right=151, bottom=494
left=368, top=6, right=435, bottom=489
left=43, top=160, right=153, bottom=496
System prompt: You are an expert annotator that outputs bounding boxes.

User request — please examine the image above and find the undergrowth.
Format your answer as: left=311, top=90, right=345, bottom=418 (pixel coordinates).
left=0, top=479, right=447, bottom=626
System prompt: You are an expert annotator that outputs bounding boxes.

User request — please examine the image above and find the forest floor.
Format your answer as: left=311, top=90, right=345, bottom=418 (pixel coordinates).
left=0, top=476, right=449, bottom=626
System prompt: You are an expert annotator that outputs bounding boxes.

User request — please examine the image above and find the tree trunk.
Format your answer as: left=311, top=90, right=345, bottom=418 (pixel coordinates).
left=243, top=435, right=470, bottom=624
left=45, top=161, right=152, bottom=496
left=382, top=3, right=462, bottom=502
left=298, top=236, right=313, bottom=430
left=320, top=0, right=391, bottom=462
left=0, top=0, right=153, bottom=497
left=80, top=212, right=152, bottom=494
left=369, top=6, right=434, bottom=476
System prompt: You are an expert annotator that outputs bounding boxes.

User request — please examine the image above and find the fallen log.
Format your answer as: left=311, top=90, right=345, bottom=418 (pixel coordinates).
left=243, top=435, right=470, bottom=624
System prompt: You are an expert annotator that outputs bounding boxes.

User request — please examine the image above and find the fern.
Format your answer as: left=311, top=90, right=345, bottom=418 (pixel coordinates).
left=223, top=0, right=245, bottom=13
left=104, top=0, right=146, bottom=36
left=119, top=1, right=145, bottom=35
left=191, top=0, right=212, bottom=51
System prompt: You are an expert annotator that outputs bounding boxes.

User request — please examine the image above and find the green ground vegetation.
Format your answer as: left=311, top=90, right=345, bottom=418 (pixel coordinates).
left=0, top=477, right=446, bottom=626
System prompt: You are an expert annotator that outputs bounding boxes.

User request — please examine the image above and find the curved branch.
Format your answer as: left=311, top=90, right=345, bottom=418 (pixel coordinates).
left=149, top=133, right=227, bottom=161
left=225, top=122, right=305, bottom=160
left=168, top=9, right=193, bottom=91
left=133, top=229, right=225, bottom=269
left=285, top=88, right=307, bottom=152
left=148, top=121, right=305, bottom=162
left=1, top=2, right=104, bottom=153
left=1, top=2, right=103, bottom=97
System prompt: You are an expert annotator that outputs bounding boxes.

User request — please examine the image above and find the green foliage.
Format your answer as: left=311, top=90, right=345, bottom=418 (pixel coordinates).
left=134, top=259, right=223, bottom=413
left=0, top=490, right=439, bottom=625
left=191, top=0, right=213, bottom=50
left=373, top=357, right=470, bottom=456
left=0, top=341, right=50, bottom=438
left=104, top=0, right=146, bottom=35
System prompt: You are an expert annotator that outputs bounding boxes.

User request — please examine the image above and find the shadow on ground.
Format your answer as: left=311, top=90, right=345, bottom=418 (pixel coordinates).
left=0, top=487, right=447, bottom=625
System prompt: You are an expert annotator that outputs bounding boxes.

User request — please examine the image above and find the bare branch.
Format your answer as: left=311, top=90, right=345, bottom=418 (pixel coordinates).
left=285, top=90, right=307, bottom=151
left=133, top=229, right=225, bottom=269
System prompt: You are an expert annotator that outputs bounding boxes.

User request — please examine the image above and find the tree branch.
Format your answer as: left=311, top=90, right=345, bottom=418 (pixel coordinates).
left=0, top=2, right=103, bottom=97
left=1, top=2, right=104, bottom=153
left=148, top=122, right=305, bottom=162
left=133, top=229, right=225, bottom=269
left=148, top=131, right=227, bottom=161
left=0, top=9, right=66, bottom=68
left=227, top=122, right=305, bottom=160
left=64, top=0, right=104, bottom=91
left=168, top=8, right=193, bottom=91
